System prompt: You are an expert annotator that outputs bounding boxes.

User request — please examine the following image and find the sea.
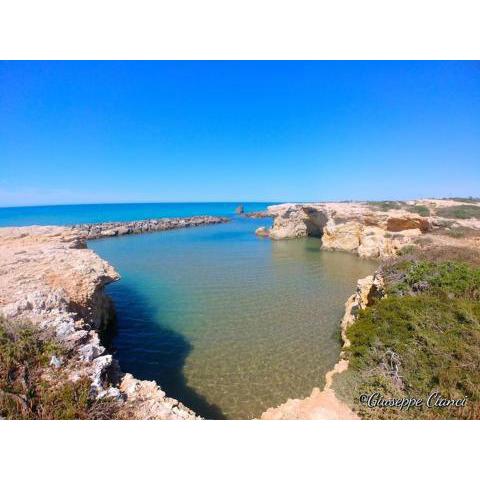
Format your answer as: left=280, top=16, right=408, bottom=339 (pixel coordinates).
left=0, top=202, right=376, bottom=418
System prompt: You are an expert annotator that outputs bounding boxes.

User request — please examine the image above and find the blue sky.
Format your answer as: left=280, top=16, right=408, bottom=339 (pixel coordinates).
left=0, top=61, right=479, bottom=206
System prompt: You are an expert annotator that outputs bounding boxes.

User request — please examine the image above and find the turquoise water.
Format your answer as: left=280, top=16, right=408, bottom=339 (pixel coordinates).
left=91, top=215, right=377, bottom=419
left=0, top=202, right=275, bottom=227
left=1, top=202, right=376, bottom=418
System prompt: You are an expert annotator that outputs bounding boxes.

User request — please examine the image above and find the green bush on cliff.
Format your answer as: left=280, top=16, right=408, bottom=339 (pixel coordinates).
left=0, top=317, right=118, bottom=419
left=343, top=259, right=480, bottom=419
left=384, top=260, right=480, bottom=300
left=367, top=201, right=405, bottom=211
left=407, top=205, right=430, bottom=217
left=436, top=204, right=480, bottom=219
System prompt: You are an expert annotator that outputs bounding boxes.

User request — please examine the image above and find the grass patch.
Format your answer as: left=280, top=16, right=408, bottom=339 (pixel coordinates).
left=0, top=317, right=118, bottom=419
left=407, top=205, right=430, bottom=217
left=342, top=259, right=480, bottom=419
left=436, top=205, right=480, bottom=220
left=406, top=245, right=480, bottom=267
left=443, top=197, right=480, bottom=204
left=367, top=201, right=405, bottom=212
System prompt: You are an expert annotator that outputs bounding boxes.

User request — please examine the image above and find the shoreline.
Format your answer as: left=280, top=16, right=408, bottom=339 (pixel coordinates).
left=2, top=199, right=479, bottom=419
left=260, top=272, right=383, bottom=419
left=0, top=215, right=229, bottom=420
left=259, top=199, right=480, bottom=419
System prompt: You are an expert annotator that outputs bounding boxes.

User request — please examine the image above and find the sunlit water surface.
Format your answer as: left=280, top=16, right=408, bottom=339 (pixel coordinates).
left=92, top=217, right=376, bottom=419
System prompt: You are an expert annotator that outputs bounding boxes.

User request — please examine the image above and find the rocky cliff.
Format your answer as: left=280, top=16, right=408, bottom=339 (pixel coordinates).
left=0, top=225, right=199, bottom=419
left=260, top=198, right=480, bottom=419
left=259, top=199, right=480, bottom=258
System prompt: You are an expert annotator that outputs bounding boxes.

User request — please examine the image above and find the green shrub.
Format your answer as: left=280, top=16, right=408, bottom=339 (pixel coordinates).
left=398, top=245, right=417, bottom=256
left=343, top=259, right=480, bottom=419
left=0, top=317, right=118, bottom=419
left=346, top=294, right=480, bottom=419
left=444, top=197, right=480, bottom=204
left=367, top=201, right=405, bottom=212
left=386, top=260, right=480, bottom=300
left=407, top=205, right=430, bottom=217
left=437, top=205, right=480, bottom=219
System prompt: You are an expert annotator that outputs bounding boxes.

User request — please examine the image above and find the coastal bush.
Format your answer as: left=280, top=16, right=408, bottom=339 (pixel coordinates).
left=384, top=260, right=480, bottom=300
left=406, top=245, right=480, bottom=267
left=407, top=205, right=430, bottom=217
left=436, top=204, right=480, bottom=219
left=346, top=294, right=480, bottom=419
left=0, top=317, right=118, bottom=419
left=434, top=226, right=479, bottom=239
left=443, top=197, right=480, bottom=204
left=367, top=201, right=405, bottom=211
left=343, top=259, right=480, bottom=419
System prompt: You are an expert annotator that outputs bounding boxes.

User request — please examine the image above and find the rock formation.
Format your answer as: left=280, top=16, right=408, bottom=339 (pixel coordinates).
left=241, top=211, right=273, bottom=219
left=72, top=215, right=228, bottom=240
left=260, top=198, right=480, bottom=419
left=0, top=226, right=199, bottom=419
left=260, top=200, right=480, bottom=258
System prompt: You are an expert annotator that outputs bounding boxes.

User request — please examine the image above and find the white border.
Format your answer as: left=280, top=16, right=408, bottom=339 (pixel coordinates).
left=1, top=1, right=479, bottom=476
left=0, top=0, right=479, bottom=59
left=0, top=420, right=478, bottom=478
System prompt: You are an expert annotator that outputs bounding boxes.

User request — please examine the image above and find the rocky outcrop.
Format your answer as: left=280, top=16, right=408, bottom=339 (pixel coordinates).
left=255, top=226, right=270, bottom=237
left=0, top=226, right=199, bottom=420
left=263, top=200, right=480, bottom=259
left=72, top=215, right=229, bottom=240
left=261, top=273, right=384, bottom=420
left=266, top=204, right=329, bottom=240
left=263, top=202, right=433, bottom=258
left=241, top=211, right=273, bottom=219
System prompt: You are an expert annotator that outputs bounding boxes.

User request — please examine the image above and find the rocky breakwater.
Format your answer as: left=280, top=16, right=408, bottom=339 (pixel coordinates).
left=261, top=273, right=384, bottom=420
left=257, top=202, right=432, bottom=258
left=73, top=215, right=229, bottom=240
left=0, top=226, right=199, bottom=419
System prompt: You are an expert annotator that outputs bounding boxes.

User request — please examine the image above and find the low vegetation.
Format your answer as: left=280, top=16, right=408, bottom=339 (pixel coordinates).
left=406, top=204, right=430, bottom=217
left=0, top=317, right=118, bottom=419
left=342, top=258, right=480, bottom=419
left=367, top=201, right=405, bottom=211
left=443, top=197, right=480, bottom=204
left=436, top=204, right=480, bottom=220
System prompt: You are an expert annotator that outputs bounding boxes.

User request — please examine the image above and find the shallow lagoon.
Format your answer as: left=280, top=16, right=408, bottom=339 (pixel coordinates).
left=92, top=217, right=376, bottom=419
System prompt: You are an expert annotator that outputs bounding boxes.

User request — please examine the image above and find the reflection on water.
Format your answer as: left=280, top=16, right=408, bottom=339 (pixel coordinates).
left=92, top=218, right=376, bottom=419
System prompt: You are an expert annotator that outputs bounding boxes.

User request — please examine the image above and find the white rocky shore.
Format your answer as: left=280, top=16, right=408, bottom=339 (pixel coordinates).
left=0, top=220, right=231, bottom=419
left=257, top=199, right=480, bottom=257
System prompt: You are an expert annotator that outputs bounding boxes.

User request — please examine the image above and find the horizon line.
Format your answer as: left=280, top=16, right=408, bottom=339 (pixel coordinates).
left=1, top=195, right=479, bottom=210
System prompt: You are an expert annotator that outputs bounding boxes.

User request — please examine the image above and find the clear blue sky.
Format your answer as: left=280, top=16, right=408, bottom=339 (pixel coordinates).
left=0, top=61, right=479, bottom=207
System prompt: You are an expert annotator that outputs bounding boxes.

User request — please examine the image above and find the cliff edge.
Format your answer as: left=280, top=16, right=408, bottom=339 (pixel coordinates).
left=260, top=199, right=480, bottom=258
left=0, top=226, right=199, bottom=419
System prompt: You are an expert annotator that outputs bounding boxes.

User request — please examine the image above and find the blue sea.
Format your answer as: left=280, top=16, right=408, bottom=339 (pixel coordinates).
left=0, top=202, right=377, bottom=418
left=0, top=202, right=275, bottom=227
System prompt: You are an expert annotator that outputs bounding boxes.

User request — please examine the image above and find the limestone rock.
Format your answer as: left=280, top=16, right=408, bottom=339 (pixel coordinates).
left=265, top=201, right=449, bottom=258
left=255, top=226, right=270, bottom=237
left=72, top=215, right=229, bottom=240
left=0, top=225, right=201, bottom=420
